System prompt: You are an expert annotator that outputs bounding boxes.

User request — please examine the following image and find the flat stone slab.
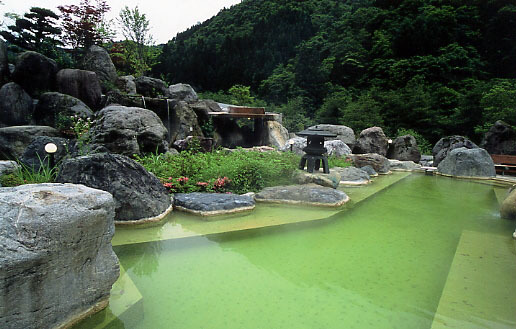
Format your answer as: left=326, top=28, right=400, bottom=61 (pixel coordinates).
left=388, top=159, right=422, bottom=171
left=174, top=192, right=255, bottom=217
left=332, top=167, right=371, bottom=186
left=255, top=184, right=349, bottom=207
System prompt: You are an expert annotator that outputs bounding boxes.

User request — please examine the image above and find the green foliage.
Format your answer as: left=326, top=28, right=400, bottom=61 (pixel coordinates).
left=0, top=158, right=58, bottom=187
left=70, top=115, right=93, bottom=155
left=135, top=149, right=300, bottom=194
left=328, top=156, right=353, bottom=168
left=396, top=128, right=433, bottom=155
left=273, top=96, right=314, bottom=133
left=228, top=85, right=254, bottom=105
left=479, top=79, right=516, bottom=128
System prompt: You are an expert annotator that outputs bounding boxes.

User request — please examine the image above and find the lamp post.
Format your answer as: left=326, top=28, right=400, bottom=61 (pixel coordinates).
left=44, top=143, right=57, bottom=168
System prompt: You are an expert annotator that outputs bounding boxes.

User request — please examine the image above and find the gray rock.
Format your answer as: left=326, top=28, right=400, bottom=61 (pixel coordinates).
left=309, top=124, right=355, bottom=147
left=135, top=76, right=168, bottom=97
left=332, top=166, right=371, bottom=185
left=0, top=40, right=9, bottom=84
left=292, top=169, right=341, bottom=188
left=480, top=120, right=516, bottom=156
left=353, top=126, right=389, bottom=156
left=20, top=136, right=74, bottom=171
left=174, top=192, right=255, bottom=216
left=0, top=126, right=60, bottom=160
left=166, top=83, right=198, bottom=102
left=190, top=99, right=222, bottom=114
left=388, top=159, right=422, bottom=171
left=325, top=140, right=352, bottom=157
left=387, top=135, right=421, bottom=162
left=172, top=136, right=213, bottom=152
left=256, top=184, right=349, bottom=206
left=360, top=165, right=378, bottom=177
left=267, top=121, right=289, bottom=149
left=169, top=101, right=204, bottom=143
left=0, top=82, right=33, bottom=126
left=500, top=189, right=516, bottom=220
left=91, top=105, right=168, bottom=155
left=56, top=153, right=171, bottom=221
left=34, top=92, right=93, bottom=128
left=279, top=137, right=307, bottom=155
left=420, top=155, right=434, bottom=167
left=82, top=45, right=117, bottom=91
left=0, top=160, right=20, bottom=178
left=437, top=147, right=496, bottom=177
left=56, top=69, right=103, bottom=110
left=12, top=51, right=57, bottom=95
left=350, top=153, right=391, bottom=174
left=116, top=75, right=137, bottom=94
left=432, top=135, right=478, bottom=167
left=0, top=183, right=119, bottom=329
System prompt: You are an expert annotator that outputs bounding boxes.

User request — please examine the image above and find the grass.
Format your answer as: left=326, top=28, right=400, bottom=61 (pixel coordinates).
left=0, top=159, right=58, bottom=187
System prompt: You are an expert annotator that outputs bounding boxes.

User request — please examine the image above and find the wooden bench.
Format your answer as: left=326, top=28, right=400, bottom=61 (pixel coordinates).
left=490, top=154, right=516, bottom=175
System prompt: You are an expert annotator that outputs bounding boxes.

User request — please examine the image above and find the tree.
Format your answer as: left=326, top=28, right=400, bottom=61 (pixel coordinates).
left=0, top=7, right=61, bottom=51
left=58, top=0, right=114, bottom=50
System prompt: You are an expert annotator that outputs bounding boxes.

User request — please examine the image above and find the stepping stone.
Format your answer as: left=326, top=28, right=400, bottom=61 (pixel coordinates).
left=174, top=192, right=255, bottom=217
left=255, top=184, right=349, bottom=207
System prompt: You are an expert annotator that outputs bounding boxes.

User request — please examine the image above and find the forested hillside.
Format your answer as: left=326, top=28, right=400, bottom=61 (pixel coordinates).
left=154, top=0, right=516, bottom=143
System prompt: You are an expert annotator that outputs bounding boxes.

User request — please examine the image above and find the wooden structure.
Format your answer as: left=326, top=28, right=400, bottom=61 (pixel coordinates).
left=490, top=154, right=516, bottom=175
left=208, top=106, right=277, bottom=119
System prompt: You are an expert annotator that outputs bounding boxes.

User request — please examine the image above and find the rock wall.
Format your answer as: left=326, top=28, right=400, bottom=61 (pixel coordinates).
left=0, top=183, right=119, bottom=329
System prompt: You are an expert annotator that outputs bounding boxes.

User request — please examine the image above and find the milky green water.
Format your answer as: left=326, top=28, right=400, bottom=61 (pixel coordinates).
left=75, top=174, right=516, bottom=329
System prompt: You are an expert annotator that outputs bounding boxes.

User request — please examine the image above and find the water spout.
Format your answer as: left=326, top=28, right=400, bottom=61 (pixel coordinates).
left=141, top=96, right=146, bottom=109
left=166, top=99, right=171, bottom=141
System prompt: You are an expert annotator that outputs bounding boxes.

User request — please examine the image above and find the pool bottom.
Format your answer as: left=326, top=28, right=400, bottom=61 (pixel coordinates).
left=75, top=174, right=516, bottom=329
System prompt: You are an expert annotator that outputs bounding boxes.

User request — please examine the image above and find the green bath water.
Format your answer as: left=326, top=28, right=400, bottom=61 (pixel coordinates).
left=76, top=174, right=516, bottom=329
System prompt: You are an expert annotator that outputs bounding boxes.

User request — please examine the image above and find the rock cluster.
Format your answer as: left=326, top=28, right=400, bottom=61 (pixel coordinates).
left=432, top=135, right=478, bottom=167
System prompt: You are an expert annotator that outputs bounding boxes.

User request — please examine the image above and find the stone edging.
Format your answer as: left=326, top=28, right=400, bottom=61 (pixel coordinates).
left=55, top=297, right=109, bottom=329
left=115, top=202, right=174, bottom=226
left=339, top=180, right=370, bottom=186
left=256, top=194, right=350, bottom=207
left=174, top=204, right=256, bottom=217
left=434, top=172, right=498, bottom=181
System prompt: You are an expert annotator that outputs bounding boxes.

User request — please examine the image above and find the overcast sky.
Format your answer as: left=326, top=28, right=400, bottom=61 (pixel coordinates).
left=1, top=0, right=241, bottom=44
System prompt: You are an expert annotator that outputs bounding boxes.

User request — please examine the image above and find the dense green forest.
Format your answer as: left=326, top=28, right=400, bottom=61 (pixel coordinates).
left=154, top=0, right=516, bottom=144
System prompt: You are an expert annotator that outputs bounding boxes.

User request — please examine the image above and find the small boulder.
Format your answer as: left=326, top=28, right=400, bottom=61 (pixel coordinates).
left=432, top=135, right=478, bottom=167
left=360, top=165, right=378, bottom=177
left=279, top=137, right=307, bottom=155
left=20, top=136, right=74, bottom=171
left=174, top=192, right=255, bottom=217
left=0, top=183, right=119, bottom=329
left=12, top=51, right=57, bottom=95
left=135, top=76, right=168, bottom=97
left=267, top=121, right=289, bottom=149
left=309, top=124, right=355, bottom=148
left=500, top=189, right=516, bottom=220
left=116, top=75, right=137, bottom=94
left=166, top=83, right=198, bottom=102
left=0, top=160, right=20, bottom=177
left=388, top=159, right=422, bottom=171
left=56, top=69, right=103, bottom=110
left=350, top=153, right=391, bottom=174
left=437, top=147, right=496, bottom=177
left=255, top=184, right=349, bottom=207
left=387, top=135, right=421, bottom=162
left=480, top=120, right=516, bottom=156
left=90, top=105, right=168, bottom=156
left=0, top=126, right=60, bottom=160
left=332, top=167, right=371, bottom=185
left=56, top=153, right=172, bottom=221
left=325, top=140, right=352, bottom=157
left=353, top=127, right=389, bottom=156
left=34, top=92, right=93, bottom=128
left=292, top=169, right=341, bottom=189
left=81, top=45, right=117, bottom=91
left=0, top=82, right=33, bottom=126
left=420, top=155, right=434, bottom=167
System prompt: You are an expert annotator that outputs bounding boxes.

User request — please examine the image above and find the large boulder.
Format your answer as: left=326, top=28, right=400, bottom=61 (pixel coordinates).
left=292, top=169, right=341, bottom=189
left=56, top=69, right=103, bottom=110
left=480, top=120, right=516, bottom=156
left=353, top=127, right=389, bottom=156
left=332, top=167, right=371, bottom=185
left=279, top=137, right=351, bottom=157
left=169, top=101, right=204, bottom=143
left=135, top=76, right=168, bottom=97
left=279, top=137, right=307, bottom=155
left=432, top=135, right=478, bottom=167
left=349, top=153, right=391, bottom=174
left=255, top=184, right=349, bottom=207
left=90, top=105, right=168, bottom=155
left=325, top=140, right=352, bottom=157
left=81, top=45, right=117, bottom=91
left=500, top=189, right=516, bottom=220
left=116, top=75, right=137, bottom=94
left=174, top=192, right=255, bottom=217
left=56, top=153, right=172, bottom=221
left=34, top=92, right=93, bottom=128
left=0, top=183, right=119, bottom=329
left=309, top=124, right=355, bottom=147
left=0, top=82, right=33, bottom=126
left=437, top=147, right=496, bottom=177
left=12, top=51, right=57, bottom=95
left=0, top=39, right=9, bottom=84
left=266, top=121, right=289, bottom=149
left=20, top=136, right=74, bottom=171
left=166, top=83, right=198, bottom=102
left=0, top=126, right=60, bottom=160
left=387, top=135, right=421, bottom=162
